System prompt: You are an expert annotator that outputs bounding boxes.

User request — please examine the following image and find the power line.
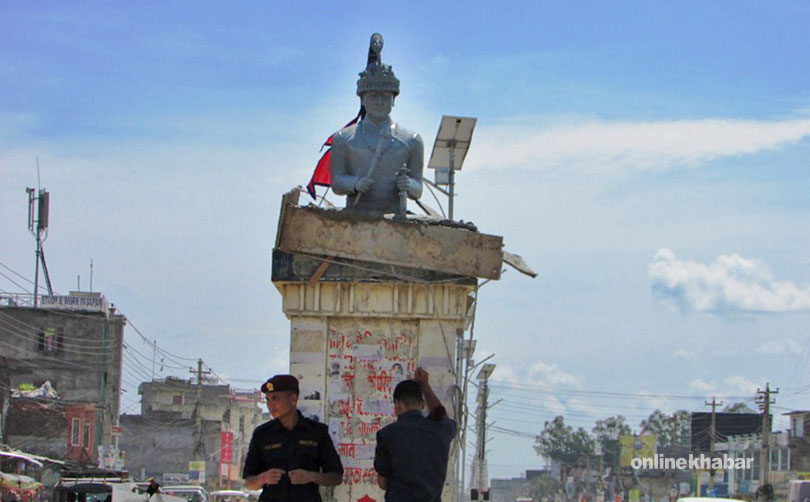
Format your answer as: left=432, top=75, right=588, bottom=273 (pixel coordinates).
left=0, top=270, right=33, bottom=294
left=0, top=262, right=37, bottom=286
left=489, top=380, right=752, bottom=401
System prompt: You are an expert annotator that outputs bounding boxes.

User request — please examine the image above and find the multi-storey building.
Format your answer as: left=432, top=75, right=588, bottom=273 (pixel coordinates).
left=120, top=377, right=263, bottom=489
left=0, top=292, right=125, bottom=465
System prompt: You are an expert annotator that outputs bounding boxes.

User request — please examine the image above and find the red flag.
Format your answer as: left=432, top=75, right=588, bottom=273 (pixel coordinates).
left=307, top=149, right=333, bottom=199
left=306, top=109, right=364, bottom=199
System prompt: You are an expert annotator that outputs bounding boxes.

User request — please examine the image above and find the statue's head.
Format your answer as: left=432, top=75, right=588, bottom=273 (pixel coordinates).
left=357, top=32, right=400, bottom=98
left=362, top=90, right=394, bottom=121
left=370, top=33, right=383, bottom=58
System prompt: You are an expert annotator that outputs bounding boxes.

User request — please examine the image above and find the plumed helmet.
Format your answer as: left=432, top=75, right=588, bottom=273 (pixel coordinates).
left=356, top=33, right=400, bottom=96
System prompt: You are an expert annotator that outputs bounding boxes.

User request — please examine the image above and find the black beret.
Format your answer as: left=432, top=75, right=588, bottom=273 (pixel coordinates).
left=261, top=374, right=299, bottom=394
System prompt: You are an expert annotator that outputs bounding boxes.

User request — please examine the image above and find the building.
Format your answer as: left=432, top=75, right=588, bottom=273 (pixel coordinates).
left=488, top=470, right=551, bottom=502
left=489, top=475, right=531, bottom=502
left=119, top=377, right=263, bottom=489
left=715, top=431, right=792, bottom=497
left=785, top=411, right=810, bottom=472
left=0, top=292, right=124, bottom=466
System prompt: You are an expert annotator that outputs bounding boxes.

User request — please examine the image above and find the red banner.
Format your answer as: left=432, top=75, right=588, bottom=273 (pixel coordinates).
left=221, top=432, right=233, bottom=464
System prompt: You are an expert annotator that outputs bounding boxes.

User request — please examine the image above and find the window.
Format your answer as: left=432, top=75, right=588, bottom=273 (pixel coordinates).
left=770, top=447, right=790, bottom=472
left=173, top=395, right=183, bottom=405
left=83, top=423, right=92, bottom=448
left=38, top=328, right=62, bottom=353
left=793, top=416, right=805, bottom=438
left=71, top=418, right=81, bottom=446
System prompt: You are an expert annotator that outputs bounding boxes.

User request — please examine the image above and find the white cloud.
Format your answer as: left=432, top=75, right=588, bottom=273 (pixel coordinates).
left=756, top=339, right=803, bottom=355
left=471, top=117, right=810, bottom=172
left=638, top=394, right=671, bottom=411
left=649, top=248, right=810, bottom=314
left=724, top=376, right=759, bottom=395
left=528, top=361, right=583, bottom=388
left=490, top=363, right=522, bottom=385
left=567, top=397, right=600, bottom=417
left=487, top=362, right=577, bottom=418
left=690, top=379, right=714, bottom=392
left=673, top=349, right=695, bottom=360
left=543, top=395, right=567, bottom=416
left=491, top=361, right=582, bottom=389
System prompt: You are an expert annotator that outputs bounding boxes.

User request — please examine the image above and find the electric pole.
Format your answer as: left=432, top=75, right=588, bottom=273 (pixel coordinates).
left=756, top=383, right=778, bottom=488
left=190, top=359, right=212, bottom=460
left=471, top=364, right=495, bottom=500
left=705, top=396, right=724, bottom=494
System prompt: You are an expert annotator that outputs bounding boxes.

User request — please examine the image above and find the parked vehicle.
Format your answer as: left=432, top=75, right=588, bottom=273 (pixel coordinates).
left=53, top=479, right=186, bottom=502
left=159, top=485, right=209, bottom=502
left=210, top=490, right=249, bottom=502
left=677, top=498, right=747, bottom=502
left=788, top=480, right=810, bottom=502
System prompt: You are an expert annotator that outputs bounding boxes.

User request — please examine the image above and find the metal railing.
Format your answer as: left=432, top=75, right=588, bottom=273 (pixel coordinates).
left=0, top=292, right=36, bottom=307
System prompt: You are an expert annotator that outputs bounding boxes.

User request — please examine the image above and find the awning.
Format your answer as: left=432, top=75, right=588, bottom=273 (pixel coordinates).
left=0, top=472, right=44, bottom=492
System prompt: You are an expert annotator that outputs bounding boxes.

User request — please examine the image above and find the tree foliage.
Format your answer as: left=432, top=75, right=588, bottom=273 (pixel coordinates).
left=592, top=415, right=633, bottom=467
left=639, top=409, right=691, bottom=450
left=534, top=416, right=595, bottom=467
left=723, top=401, right=756, bottom=414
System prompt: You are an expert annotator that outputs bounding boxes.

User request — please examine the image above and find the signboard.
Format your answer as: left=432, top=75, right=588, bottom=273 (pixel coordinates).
left=620, top=435, right=657, bottom=467
left=690, top=413, right=762, bottom=452
left=163, top=473, right=189, bottom=484
left=221, top=432, right=234, bottom=464
left=40, top=293, right=108, bottom=314
left=97, top=446, right=125, bottom=470
left=188, top=461, right=206, bottom=471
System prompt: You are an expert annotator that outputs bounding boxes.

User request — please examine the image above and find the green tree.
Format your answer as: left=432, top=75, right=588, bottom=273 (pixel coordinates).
left=592, top=415, right=633, bottom=468
left=639, top=409, right=691, bottom=450
left=534, top=416, right=595, bottom=468
left=723, top=402, right=756, bottom=413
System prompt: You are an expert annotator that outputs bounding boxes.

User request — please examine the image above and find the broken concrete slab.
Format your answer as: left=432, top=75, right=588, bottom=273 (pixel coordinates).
left=275, top=196, right=503, bottom=280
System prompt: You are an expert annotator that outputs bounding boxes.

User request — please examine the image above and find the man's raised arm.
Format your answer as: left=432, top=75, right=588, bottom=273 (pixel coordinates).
left=413, top=367, right=444, bottom=418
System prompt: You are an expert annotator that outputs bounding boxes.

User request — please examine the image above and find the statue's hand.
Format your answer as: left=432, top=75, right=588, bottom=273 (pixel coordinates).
left=396, top=171, right=410, bottom=192
left=355, top=176, right=373, bottom=194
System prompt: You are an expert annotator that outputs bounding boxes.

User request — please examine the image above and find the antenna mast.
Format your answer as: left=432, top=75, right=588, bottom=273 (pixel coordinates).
left=27, top=160, right=52, bottom=306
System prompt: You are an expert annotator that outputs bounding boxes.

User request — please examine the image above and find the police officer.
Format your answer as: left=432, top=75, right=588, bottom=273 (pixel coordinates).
left=243, top=375, right=343, bottom=501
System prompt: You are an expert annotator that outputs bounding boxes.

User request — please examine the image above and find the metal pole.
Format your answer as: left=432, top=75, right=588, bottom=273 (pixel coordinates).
left=705, top=396, right=722, bottom=494
left=448, top=141, right=456, bottom=221
left=398, top=166, right=410, bottom=217
left=34, top=231, right=41, bottom=307
left=479, top=378, right=489, bottom=496
left=760, top=384, right=773, bottom=486
left=455, top=330, right=464, bottom=502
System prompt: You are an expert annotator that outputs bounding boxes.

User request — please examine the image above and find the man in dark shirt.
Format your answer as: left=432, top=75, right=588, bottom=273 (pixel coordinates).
left=243, top=374, right=343, bottom=502
left=374, top=367, right=457, bottom=502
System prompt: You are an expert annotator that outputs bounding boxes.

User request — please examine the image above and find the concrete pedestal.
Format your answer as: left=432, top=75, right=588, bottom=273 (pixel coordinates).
left=273, top=252, right=474, bottom=502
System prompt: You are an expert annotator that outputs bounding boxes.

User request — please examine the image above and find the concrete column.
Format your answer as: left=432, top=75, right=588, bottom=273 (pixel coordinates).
left=276, top=279, right=473, bottom=502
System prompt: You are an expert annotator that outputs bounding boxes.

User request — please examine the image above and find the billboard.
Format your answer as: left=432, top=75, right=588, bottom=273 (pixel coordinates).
left=40, top=293, right=108, bottom=313
left=620, top=435, right=657, bottom=467
left=690, top=413, right=763, bottom=452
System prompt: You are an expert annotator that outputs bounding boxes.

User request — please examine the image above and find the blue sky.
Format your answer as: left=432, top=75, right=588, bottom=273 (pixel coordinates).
left=2, top=1, right=810, bottom=480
